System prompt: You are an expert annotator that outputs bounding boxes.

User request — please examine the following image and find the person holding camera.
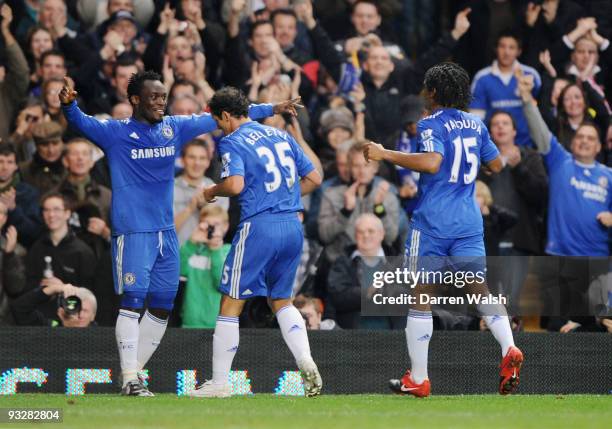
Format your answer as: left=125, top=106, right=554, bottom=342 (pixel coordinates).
left=174, top=140, right=229, bottom=246
left=179, top=205, right=230, bottom=328
left=9, top=100, right=47, bottom=164
left=11, top=276, right=97, bottom=327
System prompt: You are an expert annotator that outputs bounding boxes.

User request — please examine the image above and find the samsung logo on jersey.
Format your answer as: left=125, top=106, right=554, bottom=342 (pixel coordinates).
left=130, top=146, right=176, bottom=159
left=443, top=119, right=482, bottom=134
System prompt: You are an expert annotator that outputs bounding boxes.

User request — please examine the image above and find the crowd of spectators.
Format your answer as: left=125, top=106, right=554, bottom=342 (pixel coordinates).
left=0, top=0, right=610, bottom=333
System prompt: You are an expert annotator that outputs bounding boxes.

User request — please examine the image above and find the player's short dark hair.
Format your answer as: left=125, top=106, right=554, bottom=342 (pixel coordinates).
left=249, top=20, right=273, bottom=39
left=423, top=62, right=472, bottom=111
left=489, top=110, right=517, bottom=130
left=495, top=29, right=522, bottom=49
left=0, top=143, right=17, bottom=158
left=181, top=139, right=208, bottom=158
left=208, top=87, right=250, bottom=119
left=270, top=8, right=297, bottom=25
left=127, top=70, right=162, bottom=100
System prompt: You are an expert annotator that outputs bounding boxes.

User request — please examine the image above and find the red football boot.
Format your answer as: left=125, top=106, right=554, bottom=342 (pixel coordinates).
left=499, top=346, right=524, bottom=395
left=389, top=370, right=431, bottom=398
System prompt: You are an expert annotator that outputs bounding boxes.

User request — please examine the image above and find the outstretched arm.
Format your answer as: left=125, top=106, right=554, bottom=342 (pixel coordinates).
left=364, top=142, right=443, bottom=174
left=300, top=170, right=322, bottom=196
left=60, top=77, right=114, bottom=150
left=203, top=175, right=245, bottom=201
left=176, top=98, right=304, bottom=142
left=516, top=69, right=552, bottom=154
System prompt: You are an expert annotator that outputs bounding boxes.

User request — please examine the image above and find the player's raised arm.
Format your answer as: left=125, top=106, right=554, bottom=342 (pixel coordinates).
left=364, top=141, right=443, bottom=174
left=517, top=68, right=553, bottom=155
left=285, top=118, right=322, bottom=195
left=287, top=116, right=324, bottom=187
left=60, top=76, right=114, bottom=150
left=174, top=97, right=304, bottom=142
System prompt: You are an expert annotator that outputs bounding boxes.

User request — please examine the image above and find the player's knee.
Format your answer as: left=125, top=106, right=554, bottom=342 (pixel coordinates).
left=148, top=307, right=170, bottom=319
left=269, top=298, right=292, bottom=314
left=121, top=291, right=147, bottom=309
left=147, top=290, right=177, bottom=311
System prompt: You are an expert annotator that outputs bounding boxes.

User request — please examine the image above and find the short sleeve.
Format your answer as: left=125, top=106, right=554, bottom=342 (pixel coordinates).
left=543, top=135, right=571, bottom=170
left=479, top=123, right=500, bottom=163
left=218, top=139, right=245, bottom=178
left=416, top=121, right=445, bottom=156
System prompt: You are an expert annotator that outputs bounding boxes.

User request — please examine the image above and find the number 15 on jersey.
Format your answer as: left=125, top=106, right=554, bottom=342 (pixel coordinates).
left=449, top=136, right=478, bottom=185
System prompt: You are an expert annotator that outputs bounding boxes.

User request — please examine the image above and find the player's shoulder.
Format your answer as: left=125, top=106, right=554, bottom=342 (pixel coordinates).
left=419, top=110, right=445, bottom=128
left=218, top=133, right=240, bottom=151
left=110, top=117, right=143, bottom=131
left=461, top=110, right=488, bottom=128
left=417, top=111, right=449, bottom=141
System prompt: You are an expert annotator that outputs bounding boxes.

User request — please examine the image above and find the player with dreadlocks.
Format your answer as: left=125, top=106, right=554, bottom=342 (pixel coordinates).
left=59, top=72, right=301, bottom=396
left=364, top=62, right=524, bottom=397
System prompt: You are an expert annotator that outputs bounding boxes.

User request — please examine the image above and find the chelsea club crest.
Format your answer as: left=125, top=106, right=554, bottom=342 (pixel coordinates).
left=124, top=273, right=136, bottom=286
left=162, top=126, right=174, bottom=139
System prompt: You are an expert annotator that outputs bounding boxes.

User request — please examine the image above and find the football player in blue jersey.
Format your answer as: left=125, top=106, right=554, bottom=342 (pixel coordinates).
left=364, top=63, right=524, bottom=397
left=60, top=72, right=301, bottom=396
left=186, top=87, right=323, bottom=398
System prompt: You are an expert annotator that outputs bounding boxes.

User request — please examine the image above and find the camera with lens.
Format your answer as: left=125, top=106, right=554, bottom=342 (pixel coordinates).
left=207, top=225, right=216, bottom=240
left=58, top=295, right=82, bottom=317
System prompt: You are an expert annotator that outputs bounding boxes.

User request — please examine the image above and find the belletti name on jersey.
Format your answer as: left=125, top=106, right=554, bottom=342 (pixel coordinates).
left=130, top=146, right=176, bottom=159
left=236, top=127, right=289, bottom=145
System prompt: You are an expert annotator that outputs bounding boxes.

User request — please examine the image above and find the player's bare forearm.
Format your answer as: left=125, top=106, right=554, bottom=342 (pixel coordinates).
left=383, top=150, right=443, bottom=174
left=300, top=170, right=322, bottom=196
left=297, top=139, right=324, bottom=179
left=485, top=156, right=503, bottom=174
left=208, top=176, right=245, bottom=200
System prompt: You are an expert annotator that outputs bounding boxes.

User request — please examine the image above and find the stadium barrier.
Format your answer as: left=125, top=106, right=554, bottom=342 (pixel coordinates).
left=1, top=328, right=610, bottom=395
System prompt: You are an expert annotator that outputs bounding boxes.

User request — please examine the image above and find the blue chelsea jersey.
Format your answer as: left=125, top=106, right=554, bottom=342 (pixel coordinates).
left=411, top=108, right=500, bottom=238
left=544, top=136, right=612, bottom=256
left=62, top=101, right=273, bottom=235
left=218, top=121, right=315, bottom=222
